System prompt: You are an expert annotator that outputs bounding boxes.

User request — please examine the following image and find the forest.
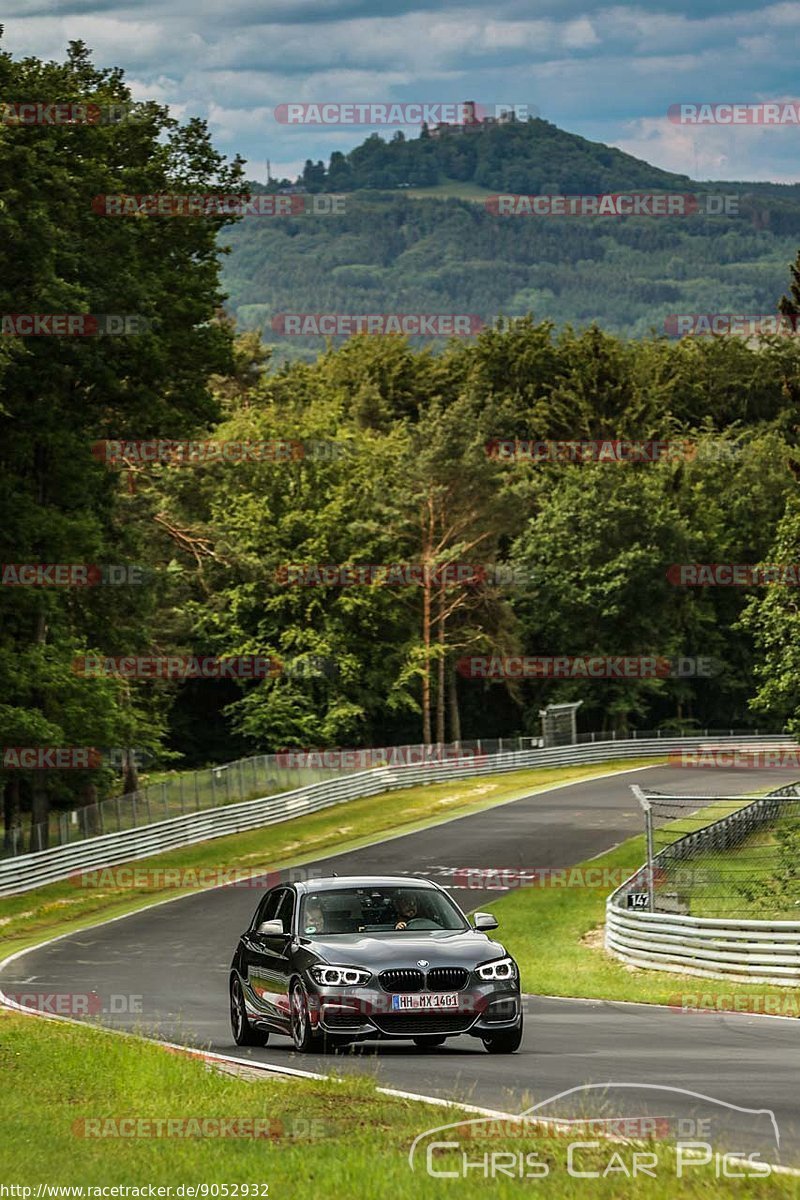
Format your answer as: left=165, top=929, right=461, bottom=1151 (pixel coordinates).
left=3, top=39, right=800, bottom=844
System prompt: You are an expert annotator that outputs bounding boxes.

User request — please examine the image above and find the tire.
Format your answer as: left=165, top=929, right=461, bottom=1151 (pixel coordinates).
left=482, top=1016, right=523, bottom=1054
left=290, top=979, right=322, bottom=1053
left=413, top=1036, right=447, bottom=1049
left=230, top=975, right=269, bottom=1047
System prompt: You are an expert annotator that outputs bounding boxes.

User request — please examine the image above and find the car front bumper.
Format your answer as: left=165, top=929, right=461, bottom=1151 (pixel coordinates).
left=307, top=980, right=521, bottom=1040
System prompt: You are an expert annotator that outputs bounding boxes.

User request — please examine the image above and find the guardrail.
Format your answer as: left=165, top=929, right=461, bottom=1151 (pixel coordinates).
left=2, top=727, right=773, bottom=859
left=1, top=732, right=795, bottom=898
left=606, top=780, right=800, bottom=985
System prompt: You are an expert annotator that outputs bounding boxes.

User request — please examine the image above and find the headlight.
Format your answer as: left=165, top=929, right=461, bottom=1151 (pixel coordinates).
left=476, top=956, right=518, bottom=982
left=309, top=965, right=372, bottom=986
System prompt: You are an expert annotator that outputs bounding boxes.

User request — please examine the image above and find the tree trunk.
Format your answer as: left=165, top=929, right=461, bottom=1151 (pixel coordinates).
left=29, top=782, right=49, bottom=852
left=3, top=778, right=21, bottom=853
left=448, top=661, right=462, bottom=744
left=83, top=781, right=100, bottom=834
left=122, top=748, right=140, bottom=796
left=422, top=570, right=432, bottom=745
left=435, top=592, right=446, bottom=745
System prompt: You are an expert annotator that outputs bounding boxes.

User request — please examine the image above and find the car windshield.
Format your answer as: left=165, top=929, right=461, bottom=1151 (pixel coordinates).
left=299, top=886, right=469, bottom=935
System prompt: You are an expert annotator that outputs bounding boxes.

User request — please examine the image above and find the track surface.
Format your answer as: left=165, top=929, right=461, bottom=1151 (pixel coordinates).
left=4, top=764, right=800, bottom=1162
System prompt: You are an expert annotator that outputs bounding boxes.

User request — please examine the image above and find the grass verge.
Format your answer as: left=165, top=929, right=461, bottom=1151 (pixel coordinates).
left=0, top=759, right=662, bottom=960
left=0, top=1010, right=793, bottom=1195
left=490, top=834, right=800, bottom=1010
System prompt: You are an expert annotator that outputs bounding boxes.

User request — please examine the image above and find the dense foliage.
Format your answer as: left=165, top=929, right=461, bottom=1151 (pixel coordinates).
left=3, top=40, right=800, bottom=845
left=223, top=191, right=800, bottom=361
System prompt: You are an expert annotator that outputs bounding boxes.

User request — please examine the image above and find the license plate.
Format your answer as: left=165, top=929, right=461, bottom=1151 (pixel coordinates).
left=391, top=992, right=458, bottom=1010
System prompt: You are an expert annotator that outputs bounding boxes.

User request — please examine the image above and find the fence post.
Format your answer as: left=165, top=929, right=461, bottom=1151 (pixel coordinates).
left=195, top=771, right=200, bottom=811
left=645, top=803, right=656, bottom=914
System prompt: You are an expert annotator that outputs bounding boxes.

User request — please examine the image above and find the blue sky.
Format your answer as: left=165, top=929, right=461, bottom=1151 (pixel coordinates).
left=3, top=0, right=798, bottom=183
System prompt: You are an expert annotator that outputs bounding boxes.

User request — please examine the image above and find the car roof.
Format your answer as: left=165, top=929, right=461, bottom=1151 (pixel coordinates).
left=295, top=876, right=438, bottom=894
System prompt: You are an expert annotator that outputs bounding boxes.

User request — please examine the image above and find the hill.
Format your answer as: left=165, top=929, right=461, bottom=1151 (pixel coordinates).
left=220, top=118, right=800, bottom=361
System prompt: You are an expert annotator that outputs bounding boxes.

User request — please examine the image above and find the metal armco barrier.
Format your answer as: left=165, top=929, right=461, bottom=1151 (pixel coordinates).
left=0, top=733, right=795, bottom=897
left=606, top=779, right=800, bottom=985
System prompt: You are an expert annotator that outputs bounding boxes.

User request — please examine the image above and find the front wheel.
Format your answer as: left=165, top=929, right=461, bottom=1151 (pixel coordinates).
left=230, top=975, right=269, bottom=1047
left=290, top=980, right=322, bottom=1052
left=482, top=1017, right=523, bottom=1054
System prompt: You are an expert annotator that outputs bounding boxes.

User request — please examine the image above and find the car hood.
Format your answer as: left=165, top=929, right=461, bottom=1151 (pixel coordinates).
left=300, top=929, right=507, bottom=968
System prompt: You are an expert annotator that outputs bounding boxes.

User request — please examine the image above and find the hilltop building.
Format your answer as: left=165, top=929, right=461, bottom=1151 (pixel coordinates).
left=429, top=100, right=520, bottom=137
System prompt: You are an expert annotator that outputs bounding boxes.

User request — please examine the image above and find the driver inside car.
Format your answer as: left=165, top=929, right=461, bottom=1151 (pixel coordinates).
left=394, top=892, right=420, bottom=929
left=304, top=897, right=326, bottom=934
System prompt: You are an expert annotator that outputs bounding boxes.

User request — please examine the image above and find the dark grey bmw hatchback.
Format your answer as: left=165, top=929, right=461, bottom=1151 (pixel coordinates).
left=229, top=875, right=523, bottom=1053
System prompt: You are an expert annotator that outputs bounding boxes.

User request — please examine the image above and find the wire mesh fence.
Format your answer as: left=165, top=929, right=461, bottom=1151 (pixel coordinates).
left=1, top=737, right=544, bottom=858
left=628, top=782, right=800, bottom=919
left=0, top=727, right=776, bottom=860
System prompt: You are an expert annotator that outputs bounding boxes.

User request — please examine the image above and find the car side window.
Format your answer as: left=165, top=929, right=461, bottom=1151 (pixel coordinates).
left=276, top=889, right=296, bottom=934
left=253, top=889, right=282, bottom=929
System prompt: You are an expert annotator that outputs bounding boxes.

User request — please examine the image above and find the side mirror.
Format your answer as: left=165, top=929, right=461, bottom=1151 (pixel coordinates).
left=473, top=911, right=498, bottom=931
left=258, top=919, right=285, bottom=937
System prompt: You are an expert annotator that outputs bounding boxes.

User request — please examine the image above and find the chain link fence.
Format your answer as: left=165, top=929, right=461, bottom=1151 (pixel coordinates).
left=628, top=781, right=800, bottom=919
left=0, top=727, right=776, bottom=859
left=2, top=737, right=547, bottom=858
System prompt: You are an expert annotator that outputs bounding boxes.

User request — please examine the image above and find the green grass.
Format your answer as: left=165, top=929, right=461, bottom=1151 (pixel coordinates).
left=647, top=790, right=800, bottom=920
left=489, top=834, right=800, bottom=1010
left=0, top=1011, right=794, bottom=1194
left=0, top=759, right=663, bottom=961
left=680, top=828, right=800, bottom=920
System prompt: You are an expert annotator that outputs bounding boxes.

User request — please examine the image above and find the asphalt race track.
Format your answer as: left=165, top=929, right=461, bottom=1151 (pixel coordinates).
left=4, top=764, right=800, bottom=1165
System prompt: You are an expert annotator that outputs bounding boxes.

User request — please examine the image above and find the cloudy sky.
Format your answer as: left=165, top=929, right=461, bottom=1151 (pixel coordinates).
left=3, top=0, right=798, bottom=183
